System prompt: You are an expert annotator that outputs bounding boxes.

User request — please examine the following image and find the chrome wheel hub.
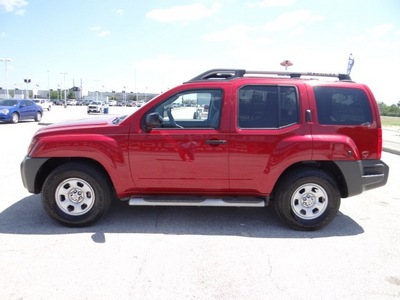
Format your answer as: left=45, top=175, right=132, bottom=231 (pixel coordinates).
left=291, top=183, right=328, bottom=220
left=301, top=193, right=316, bottom=208
left=55, top=178, right=95, bottom=216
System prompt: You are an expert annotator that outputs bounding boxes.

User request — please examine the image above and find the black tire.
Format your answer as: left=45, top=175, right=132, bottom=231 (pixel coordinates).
left=34, top=111, right=42, bottom=122
left=41, top=162, right=113, bottom=227
left=11, top=112, right=19, bottom=124
left=273, top=168, right=341, bottom=231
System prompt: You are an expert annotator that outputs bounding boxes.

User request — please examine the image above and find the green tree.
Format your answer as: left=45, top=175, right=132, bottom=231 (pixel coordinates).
left=50, top=90, right=59, bottom=99
left=379, top=102, right=400, bottom=117
left=67, top=90, right=75, bottom=99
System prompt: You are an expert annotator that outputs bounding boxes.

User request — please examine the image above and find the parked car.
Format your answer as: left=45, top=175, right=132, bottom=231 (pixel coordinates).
left=20, top=68, right=389, bottom=230
left=66, top=99, right=77, bottom=105
left=33, top=99, right=52, bottom=111
left=108, top=100, right=117, bottom=106
left=55, top=99, right=65, bottom=106
left=87, top=101, right=105, bottom=114
left=0, top=99, right=43, bottom=123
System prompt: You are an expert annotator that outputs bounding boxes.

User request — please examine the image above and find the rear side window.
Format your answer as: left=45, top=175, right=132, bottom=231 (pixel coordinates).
left=314, top=86, right=372, bottom=125
left=238, top=85, right=298, bottom=128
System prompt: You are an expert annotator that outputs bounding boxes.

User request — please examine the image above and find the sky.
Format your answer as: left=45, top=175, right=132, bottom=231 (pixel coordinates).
left=1, top=0, right=400, bottom=104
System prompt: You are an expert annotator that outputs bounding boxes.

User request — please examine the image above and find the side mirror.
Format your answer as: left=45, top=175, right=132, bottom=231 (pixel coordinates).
left=144, top=113, right=163, bottom=131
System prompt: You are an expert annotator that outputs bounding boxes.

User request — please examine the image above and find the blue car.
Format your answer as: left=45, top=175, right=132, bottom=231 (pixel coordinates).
left=0, top=99, right=43, bottom=124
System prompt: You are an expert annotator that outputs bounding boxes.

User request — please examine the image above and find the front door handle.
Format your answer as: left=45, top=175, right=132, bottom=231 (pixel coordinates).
left=205, top=139, right=227, bottom=145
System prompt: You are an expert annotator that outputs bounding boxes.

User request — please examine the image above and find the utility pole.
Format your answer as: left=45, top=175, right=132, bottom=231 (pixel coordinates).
left=60, top=72, right=68, bottom=108
left=0, top=58, right=12, bottom=98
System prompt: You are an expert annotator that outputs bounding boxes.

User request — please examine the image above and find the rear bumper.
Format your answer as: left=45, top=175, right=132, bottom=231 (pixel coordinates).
left=335, top=160, right=389, bottom=197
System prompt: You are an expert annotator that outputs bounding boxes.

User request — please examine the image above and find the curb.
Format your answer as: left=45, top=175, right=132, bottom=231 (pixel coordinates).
left=383, top=147, right=400, bottom=156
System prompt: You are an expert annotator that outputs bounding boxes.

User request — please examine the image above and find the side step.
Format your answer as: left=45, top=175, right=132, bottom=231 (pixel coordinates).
left=128, top=196, right=267, bottom=207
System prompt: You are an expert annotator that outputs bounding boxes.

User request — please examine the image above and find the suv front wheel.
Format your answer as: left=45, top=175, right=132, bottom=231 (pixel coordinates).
left=274, top=168, right=341, bottom=231
left=41, top=162, right=113, bottom=227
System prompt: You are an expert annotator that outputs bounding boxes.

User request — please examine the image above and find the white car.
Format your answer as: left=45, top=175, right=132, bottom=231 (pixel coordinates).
left=66, top=99, right=77, bottom=105
left=33, top=99, right=52, bottom=111
left=87, top=101, right=105, bottom=114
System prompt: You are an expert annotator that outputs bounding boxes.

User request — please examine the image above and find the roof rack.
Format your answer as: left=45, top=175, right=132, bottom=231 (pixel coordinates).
left=187, top=69, right=352, bottom=82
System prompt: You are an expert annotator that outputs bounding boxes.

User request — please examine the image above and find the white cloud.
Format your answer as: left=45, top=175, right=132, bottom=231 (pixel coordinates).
left=146, top=3, right=221, bottom=22
left=135, top=55, right=212, bottom=92
left=264, top=10, right=324, bottom=32
left=367, top=24, right=395, bottom=37
left=89, top=26, right=101, bottom=31
left=0, top=0, right=28, bottom=12
left=15, top=8, right=24, bottom=15
left=248, top=0, right=296, bottom=8
left=98, top=30, right=110, bottom=37
left=89, top=26, right=110, bottom=37
left=203, top=24, right=254, bottom=42
left=114, top=8, right=124, bottom=16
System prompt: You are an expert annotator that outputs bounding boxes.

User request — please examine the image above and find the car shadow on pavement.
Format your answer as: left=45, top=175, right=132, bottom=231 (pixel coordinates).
left=0, top=194, right=364, bottom=240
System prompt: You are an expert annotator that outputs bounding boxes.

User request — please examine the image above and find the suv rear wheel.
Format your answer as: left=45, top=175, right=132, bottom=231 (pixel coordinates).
left=41, top=162, right=113, bottom=227
left=274, top=168, right=341, bottom=231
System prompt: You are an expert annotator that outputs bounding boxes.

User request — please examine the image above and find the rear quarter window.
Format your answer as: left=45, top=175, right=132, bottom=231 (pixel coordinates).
left=314, top=86, right=372, bottom=125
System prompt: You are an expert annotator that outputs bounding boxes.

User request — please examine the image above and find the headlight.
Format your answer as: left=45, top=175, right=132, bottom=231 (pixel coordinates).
left=0, top=109, right=9, bottom=114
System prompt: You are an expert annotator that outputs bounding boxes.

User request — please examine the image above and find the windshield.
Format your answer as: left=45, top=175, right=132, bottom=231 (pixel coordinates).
left=0, top=99, right=18, bottom=106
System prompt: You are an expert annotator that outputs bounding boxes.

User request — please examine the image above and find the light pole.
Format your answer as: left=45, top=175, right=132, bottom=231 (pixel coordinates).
left=94, top=80, right=99, bottom=101
left=47, top=70, right=50, bottom=101
left=24, top=78, right=31, bottom=98
left=60, top=72, right=68, bottom=107
left=58, top=83, right=62, bottom=101
left=0, top=58, right=12, bottom=98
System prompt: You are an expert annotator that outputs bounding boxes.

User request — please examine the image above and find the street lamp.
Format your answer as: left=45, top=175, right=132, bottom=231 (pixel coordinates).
left=47, top=70, right=50, bottom=101
left=94, top=80, right=100, bottom=101
left=0, top=58, right=12, bottom=98
left=24, top=78, right=31, bottom=98
left=60, top=72, right=68, bottom=107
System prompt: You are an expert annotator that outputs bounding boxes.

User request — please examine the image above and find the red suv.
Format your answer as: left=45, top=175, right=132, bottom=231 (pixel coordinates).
left=20, top=69, right=389, bottom=230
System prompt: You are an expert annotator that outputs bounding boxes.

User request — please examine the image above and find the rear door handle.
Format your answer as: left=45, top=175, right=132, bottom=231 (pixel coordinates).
left=205, top=139, right=227, bottom=145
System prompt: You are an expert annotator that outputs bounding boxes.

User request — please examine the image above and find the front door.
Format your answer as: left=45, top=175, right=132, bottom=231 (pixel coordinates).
left=129, top=89, right=230, bottom=193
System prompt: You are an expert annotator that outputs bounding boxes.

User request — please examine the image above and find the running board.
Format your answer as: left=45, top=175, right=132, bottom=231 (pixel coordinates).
left=128, top=196, right=266, bottom=207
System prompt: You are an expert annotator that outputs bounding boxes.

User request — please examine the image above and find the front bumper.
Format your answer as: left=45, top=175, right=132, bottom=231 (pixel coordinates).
left=20, top=156, right=49, bottom=194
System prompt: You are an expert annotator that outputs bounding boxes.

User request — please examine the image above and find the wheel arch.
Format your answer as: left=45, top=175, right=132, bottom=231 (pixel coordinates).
left=271, top=160, right=349, bottom=200
left=34, top=157, right=115, bottom=195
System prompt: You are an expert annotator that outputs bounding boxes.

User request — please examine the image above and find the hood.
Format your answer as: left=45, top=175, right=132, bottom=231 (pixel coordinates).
left=0, top=104, right=16, bottom=110
left=37, top=115, right=121, bottom=134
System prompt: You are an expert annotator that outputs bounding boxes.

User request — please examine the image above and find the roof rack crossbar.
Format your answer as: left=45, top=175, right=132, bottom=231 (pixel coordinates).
left=187, top=69, right=352, bottom=82
left=188, top=69, right=246, bottom=81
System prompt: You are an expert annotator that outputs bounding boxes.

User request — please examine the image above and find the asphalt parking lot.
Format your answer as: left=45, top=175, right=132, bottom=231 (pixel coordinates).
left=1, top=106, right=400, bottom=299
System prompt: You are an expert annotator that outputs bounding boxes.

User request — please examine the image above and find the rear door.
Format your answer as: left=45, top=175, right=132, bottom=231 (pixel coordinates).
left=228, top=83, right=312, bottom=195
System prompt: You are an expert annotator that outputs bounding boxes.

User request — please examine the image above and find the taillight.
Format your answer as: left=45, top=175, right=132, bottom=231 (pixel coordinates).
left=377, top=128, right=382, bottom=159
